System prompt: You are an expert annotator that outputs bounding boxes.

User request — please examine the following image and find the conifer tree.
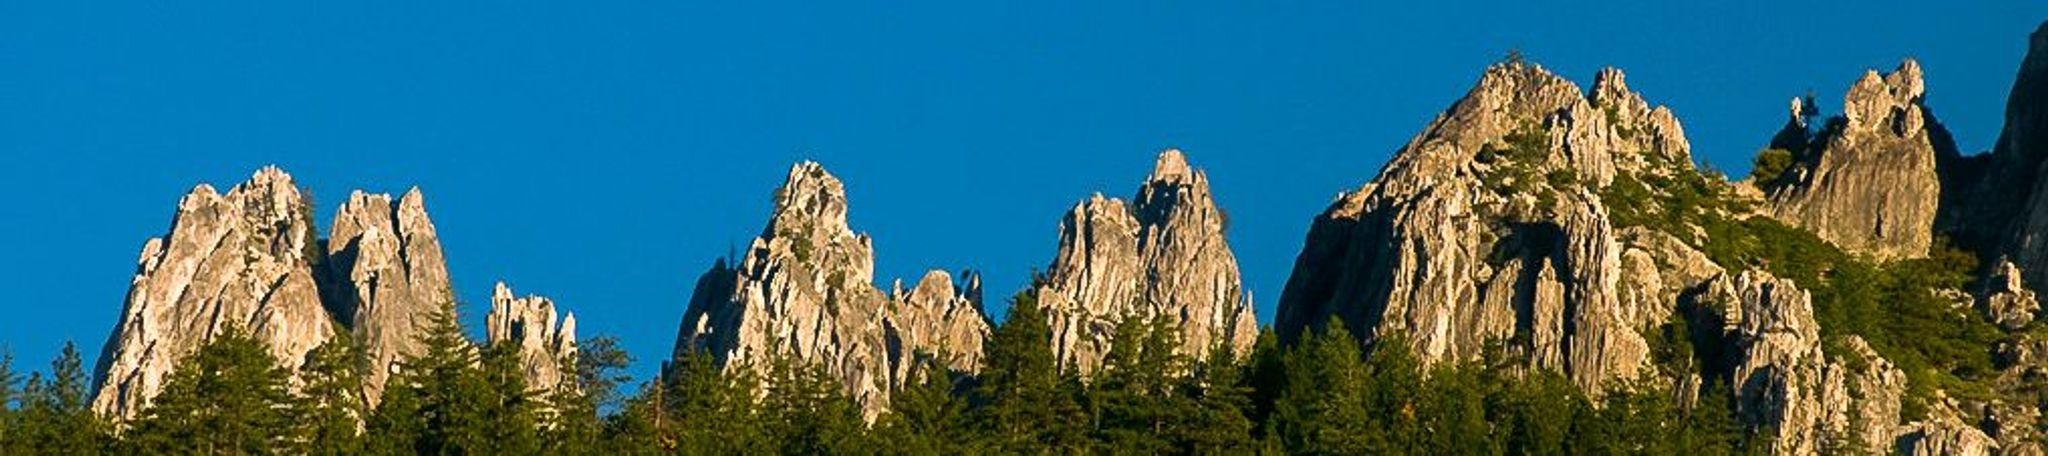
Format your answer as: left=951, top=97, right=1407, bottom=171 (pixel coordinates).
left=544, top=335, right=629, bottom=455
left=0, top=350, right=18, bottom=451
left=874, top=355, right=977, bottom=455
left=656, top=347, right=765, bottom=453
left=970, top=291, right=1089, bottom=453
left=295, top=334, right=366, bottom=455
left=365, top=295, right=502, bottom=455
left=17, top=341, right=107, bottom=455
left=1178, top=338, right=1256, bottom=454
left=758, top=350, right=867, bottom=455
left=123, top=326, right=295, bottom=455
left=1268, top=319, right=1373, bottom=454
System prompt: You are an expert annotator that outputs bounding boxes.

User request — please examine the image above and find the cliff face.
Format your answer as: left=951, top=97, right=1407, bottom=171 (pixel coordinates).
left=1989, top=23, right=2048, bottom=303
left=672, top=162, right=992, bottom=418
left=1763, top=60, right=1950, bottom=261
left=1712, top=271, right=1907, bottom=455
left=1273, top=63, right=1696, bottom=392
left=324, top=188, right=454, bottom=406
left=1033, top=150, right=1258, bottom=374
left=485, top=282, right=578, bottom=394
left=92, top=167, right=339, bottom=420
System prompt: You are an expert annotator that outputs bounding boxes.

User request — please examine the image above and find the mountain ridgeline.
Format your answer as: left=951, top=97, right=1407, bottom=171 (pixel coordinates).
left=6, top=20, right=2048, bottom=456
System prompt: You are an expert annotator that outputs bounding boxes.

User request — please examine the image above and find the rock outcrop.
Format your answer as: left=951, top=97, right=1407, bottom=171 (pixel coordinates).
left=1983, top=261, right=2040, bottom=330
left=1032, top=150, right=1258, bottom=374
left=1273, top=63, right=1696, bottom=392
left=1763, top=60, right=1950, bottom=261
left=91, top=167, right=339, bottom=420
left=672, top=162, right=992, bottom=418
left=1715, top=271, right=1905, bottom=455
left=324, top=188, right=454, bottom=406
left=485, top=282, right=578, bottom=393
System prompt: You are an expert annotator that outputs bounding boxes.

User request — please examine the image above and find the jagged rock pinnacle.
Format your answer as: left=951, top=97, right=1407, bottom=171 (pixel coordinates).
left=1036, top=149, right=1257, bottom=374
left=673, top=161, right=990, bottom=419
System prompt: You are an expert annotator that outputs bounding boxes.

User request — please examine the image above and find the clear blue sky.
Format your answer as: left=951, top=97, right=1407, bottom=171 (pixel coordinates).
left=3, top=1, right=2043, bottom=381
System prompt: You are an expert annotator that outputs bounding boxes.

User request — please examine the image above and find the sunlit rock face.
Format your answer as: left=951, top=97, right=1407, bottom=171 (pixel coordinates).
left=324, top=188, right=453, bottom=407
left=92, top=167, right=339, bottom=420
left=486, top=282, right=578, bottom=394
left=1275, top=62, right=1697, bottom=392
left=1763, top=60, right=1949, bottom=261
left=672, top=162, right=992, bottom=419
left=1033, top=149, right=1258, bottom=375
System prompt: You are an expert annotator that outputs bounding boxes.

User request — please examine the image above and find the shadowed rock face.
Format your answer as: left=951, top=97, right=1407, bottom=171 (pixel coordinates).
left=1712, top=271, right=1906, bottom=455
left=486, top=282, right=577, bottom=394
left=1989, top=23, right=2048, bottom=299
left=325, top=188, right=453, bottom=407
left=1033, top=149, right=1258, bottom=374
left=672, top=162, right=991, bottom=419
left=1274, top=63, right=1695, bottom=392
left=1763, top=60, right=1950, bottom=261
left=92, top=167, right=339, bottom=420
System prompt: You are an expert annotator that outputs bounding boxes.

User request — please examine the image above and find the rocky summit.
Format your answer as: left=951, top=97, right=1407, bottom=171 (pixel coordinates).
left=485, top=282, right=578, bottom=395
left=90, top=167, right=579, bottom=422
left=1033, top=149, right=1259, bottom=374
left=1761, top=60, right=1952, bottom=261
left=92, top=167, right=339, bottom=420
left=1274, top=62, right=1694, bottom=393
left=671, top=162, right=991, bottom=418
left=324, top=188, right=454, bottom=406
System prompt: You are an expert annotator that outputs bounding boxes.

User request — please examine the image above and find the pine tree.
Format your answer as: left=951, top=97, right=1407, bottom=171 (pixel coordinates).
left=874, top=355, right=977, bottom=455
left=1487, top=369, right=1580, bottom=456
left=476, top=342, right=543, bottom=453
left=970, top=291, right=1089, bottom=453
left=758, top=351, right=867, bottom=455
left=123, top=326, right=296, bottom=455
left=295, top=334, right=366, bottom=455
left=0, top=349, right=18, bottom=451
left=1267, top=319, right=1374, bottom=454
left=1414, top=362, right=1495, bottom=454
left=544, top=335, right=629, bottom=455
left=17, top=341, right=107, bottom=455
left=656, top=347, right=765, bottom=454
left=1361, top=331, right=1424, bottom=453
left=1178, top=339, right=1256, bottom=454
left=1090, top=316, right=1192, bottom=453
left=365, top=295, right=512, bottom=455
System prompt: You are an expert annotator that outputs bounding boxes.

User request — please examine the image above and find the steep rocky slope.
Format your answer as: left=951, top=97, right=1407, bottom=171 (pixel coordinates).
left=1273, top=62, right=1698, bottom=392
left=324, top=188, right=454, bottom=406
left=92, top=167, right=339, bottom=420
left=1760, top=60, right=1953, bottom=261
left=671, top=162, right=992, bottom=418
left=1032, top=149, right=1259, bottom=374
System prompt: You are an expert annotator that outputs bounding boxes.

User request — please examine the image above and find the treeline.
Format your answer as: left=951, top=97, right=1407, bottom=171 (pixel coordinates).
left=0, top=294, right=1768, bottom=455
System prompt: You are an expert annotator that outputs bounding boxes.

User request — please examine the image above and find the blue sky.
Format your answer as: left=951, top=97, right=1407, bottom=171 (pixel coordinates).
left=2, top=1, right=2043, bottom=380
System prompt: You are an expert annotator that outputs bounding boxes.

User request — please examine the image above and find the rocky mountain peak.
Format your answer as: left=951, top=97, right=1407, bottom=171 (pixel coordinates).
left=1843, top=59, right=1927, bottom=136
left=1763, top=59, right=1946, bottom=261
left=93, top=166, right=337, bottom=420
left=1035, top=149, right=1257, bottom=374
left=1276, top=61, right=1703, bottom=392
left=326, top=186, right=454, bottom=406
left=1148, top=148, right=1194, bottom=183
left=486, top=282, right=578, bottom=393
left=673, top=162, right=989, bottom=419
